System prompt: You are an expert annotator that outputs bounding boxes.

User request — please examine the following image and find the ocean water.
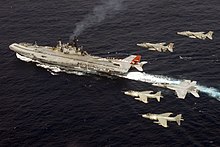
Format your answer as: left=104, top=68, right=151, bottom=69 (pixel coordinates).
left=1, top=0, right=220, bottom=146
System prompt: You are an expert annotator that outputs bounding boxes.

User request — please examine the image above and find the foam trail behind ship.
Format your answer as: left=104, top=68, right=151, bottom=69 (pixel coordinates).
left=121, top=72, right=220, bottom=101
left=15, top=54, right=220, bottom=101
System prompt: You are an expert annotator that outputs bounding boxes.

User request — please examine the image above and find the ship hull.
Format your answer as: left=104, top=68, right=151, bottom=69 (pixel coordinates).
left=9, top=43, right=129, bottom=76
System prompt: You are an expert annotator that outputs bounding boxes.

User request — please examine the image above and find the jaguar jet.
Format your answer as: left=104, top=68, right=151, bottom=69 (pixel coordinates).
left=141, top=113, right=184, bottom=128
left=152, top=80, right=200, bottom=99
left=137, top=42, right=174, bottom=52
left=177, top=31, right=214, bottom=40
left=124, top=90, right=163, bottom=103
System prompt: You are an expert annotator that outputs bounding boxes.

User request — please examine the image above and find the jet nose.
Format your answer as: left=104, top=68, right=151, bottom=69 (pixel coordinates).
left=137, top=43, right=144, bottom=47
left=124, top=91, right=131, bottom=95
left=142, top=113, right=151, bottom=118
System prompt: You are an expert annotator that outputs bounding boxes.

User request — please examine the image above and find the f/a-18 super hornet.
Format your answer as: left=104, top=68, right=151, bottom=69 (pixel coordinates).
left=9, top=38, right=147, bottom=76
left=124, top=90, right=163, bottom=103
left=152, top=80, right=200, bottom=99
left=137, top=42, right=174, bottom=52
left=177, top=31, right=214, bottom=40
left=141, top=113, right=184, bottom=128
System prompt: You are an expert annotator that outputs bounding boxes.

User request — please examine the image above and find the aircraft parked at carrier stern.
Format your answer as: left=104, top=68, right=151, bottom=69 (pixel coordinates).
left=137, top=42, right=174, bottom=52
left=177, top=31, right=214, bottom=40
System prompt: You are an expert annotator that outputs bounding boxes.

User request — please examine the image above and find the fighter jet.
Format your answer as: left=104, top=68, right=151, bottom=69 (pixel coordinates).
left=124, top=90, right=163, bottom=103
left=141, top=113, right=184, bottom=128
left=152, top=80, right=200, bottom=99
left=137, top=42, right=174, bottom=52
left=177, top=31, right=214, bottom=40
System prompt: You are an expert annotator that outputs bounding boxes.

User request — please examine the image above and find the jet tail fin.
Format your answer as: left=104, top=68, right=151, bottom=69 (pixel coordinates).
left=121, top=55, right=141, bottom=72
left=167, top=43, right=174, bottom=52
left=175, top=114, right=184, bottom=125
left=123, top=55, right=141, bottom=64
left=155, top=91, right=163, bottom=102
left=206, top=31, right=214, bottom=40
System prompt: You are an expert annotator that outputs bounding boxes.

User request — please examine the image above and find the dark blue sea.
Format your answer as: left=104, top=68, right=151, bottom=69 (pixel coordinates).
left=1, top=0, right=220, bottom=146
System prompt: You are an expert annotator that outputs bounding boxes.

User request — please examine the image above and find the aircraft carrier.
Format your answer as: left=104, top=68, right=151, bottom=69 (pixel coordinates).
left=9, top=38, right=146, bottom=76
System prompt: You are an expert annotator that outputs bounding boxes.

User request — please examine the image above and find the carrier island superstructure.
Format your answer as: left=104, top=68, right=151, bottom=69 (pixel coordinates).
left=9, top=39, right=147, bottom=76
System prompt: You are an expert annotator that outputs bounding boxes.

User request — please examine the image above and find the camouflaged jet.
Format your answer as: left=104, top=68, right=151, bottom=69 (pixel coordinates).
left=137, top=42, right=174, bottom=52
left=124, top=90, right=163, bottom=103
left=177, top=31, right=213, bottom=40
left=152, top=80, right=200, bottom=99
left=141, top=113, right=184, bottom=128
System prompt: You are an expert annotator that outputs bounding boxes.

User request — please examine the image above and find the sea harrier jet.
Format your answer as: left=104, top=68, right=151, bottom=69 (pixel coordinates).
left=137, top=42, right=174, bottom=52
left=177, top=31, right=213, bottom=40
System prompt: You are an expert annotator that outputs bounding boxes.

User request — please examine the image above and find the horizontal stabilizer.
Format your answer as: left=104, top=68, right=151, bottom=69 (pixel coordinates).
left=133, top=64, right=143, bottom=71
left=206, top=31, right=214, bottom=40
left=191, top=90, right=200, bottom=98
left=155, top=91, right=163, bottom=102
left=132, top=61, right=147, bottom=71
left=155, top=91, right=162, bottom=96
left=175, top=114, right=184, bottom=125
left=167, top=43, right=174, bottom=52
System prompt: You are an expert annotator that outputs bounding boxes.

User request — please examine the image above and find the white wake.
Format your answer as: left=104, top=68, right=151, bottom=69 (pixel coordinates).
left=15, top=53, right=220, bottom=100
left=16, top=53, right=34, bottom=62
left=122, top=72, right=220, bottom=101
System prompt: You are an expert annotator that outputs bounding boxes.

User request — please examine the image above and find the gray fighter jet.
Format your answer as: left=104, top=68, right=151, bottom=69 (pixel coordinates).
left=137, top=42, right=174, bottom=52
left=152, top=80, right=200, bottom=99
left=124, top=90, right=163, bottom=103
left=177, top=31, right=213, bottom=40
left=141, top=113, right=184, bottom=128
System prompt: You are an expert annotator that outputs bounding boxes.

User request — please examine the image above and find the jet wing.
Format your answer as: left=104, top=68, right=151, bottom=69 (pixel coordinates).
left=160, top=113, right=173, bottom=117
left=188, top=35, right=197, bottom=39
left=139, top=94, right=148, bottom=103
left=175, top=89, right=187, bottom=99
left=148, top=47, right=156, bottom=51
left=141, top=91, right=153, bottom=94
left=154, top=47, right=162, bottom=52
left=158, top=118, right=168, bottom=128
left=194, top=32, right=205, bottom=34
left=158, top=42, right=166, bottom=45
